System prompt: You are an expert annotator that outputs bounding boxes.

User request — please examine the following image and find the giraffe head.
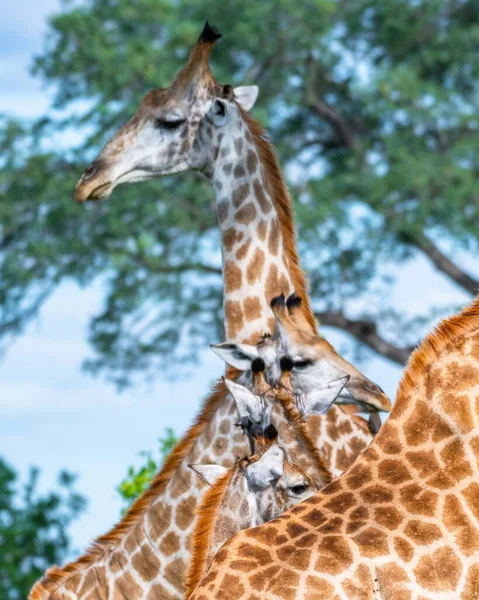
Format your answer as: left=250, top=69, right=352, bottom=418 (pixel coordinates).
left=186, top=440, right=315, bottom=595
left=212, top=293, right=392, bottom=413
left=75, top=22, right=259, bottom=202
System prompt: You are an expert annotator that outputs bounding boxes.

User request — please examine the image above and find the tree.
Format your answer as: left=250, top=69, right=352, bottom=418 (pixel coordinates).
left=117, top=428, right=178, bottom=510
left=0, top=457, right=86, bottom=599
left=2, top=1, right=479, bottom=386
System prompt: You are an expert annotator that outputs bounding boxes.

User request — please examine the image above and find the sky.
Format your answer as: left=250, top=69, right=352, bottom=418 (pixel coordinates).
left=0, top=0, right=475, bottom=558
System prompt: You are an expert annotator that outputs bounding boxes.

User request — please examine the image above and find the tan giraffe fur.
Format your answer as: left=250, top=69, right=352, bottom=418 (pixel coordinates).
left=191, top=295, right=479, bottom=600
left=31, top=24, right=390, bottom=600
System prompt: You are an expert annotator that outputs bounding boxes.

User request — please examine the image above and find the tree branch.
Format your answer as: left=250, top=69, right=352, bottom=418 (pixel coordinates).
left=304, top=55, right=355, bottom=150
left=316, top=310, right=414, bottom=365
left=404, top=233, right=479, bottom=295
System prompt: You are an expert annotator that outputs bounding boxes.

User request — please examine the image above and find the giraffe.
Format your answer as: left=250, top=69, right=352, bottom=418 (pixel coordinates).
left=31, top=23, right=390, bottom=600
left=214, top=293, right=388, bottom=477
left=191, top=295, right=479, bottom=600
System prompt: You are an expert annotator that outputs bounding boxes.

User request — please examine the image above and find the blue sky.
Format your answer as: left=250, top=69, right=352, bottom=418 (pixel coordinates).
left=0, top=0, right=474, bottom=556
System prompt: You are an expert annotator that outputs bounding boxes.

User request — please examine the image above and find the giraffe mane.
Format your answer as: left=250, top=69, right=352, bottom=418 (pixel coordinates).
left=29, top=378, right=232, bottom=600
left=240, top=107, right=318, bottom=334
left=185, top=465, right=237, bottom=597
left=396, top=294, right=479, bottom=410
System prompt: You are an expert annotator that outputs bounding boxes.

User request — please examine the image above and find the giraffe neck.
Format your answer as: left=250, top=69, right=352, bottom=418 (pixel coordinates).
left=211, top=109, right=316, bottom=343
left=186, top=465, right=252, bottom=596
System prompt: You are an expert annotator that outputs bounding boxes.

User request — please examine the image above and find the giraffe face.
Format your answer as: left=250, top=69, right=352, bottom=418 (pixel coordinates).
left=191, top=443, right=314, bottom=528
left=75, top=23, right=259, bottom=202
left=212, top=294, right=392, bottom=413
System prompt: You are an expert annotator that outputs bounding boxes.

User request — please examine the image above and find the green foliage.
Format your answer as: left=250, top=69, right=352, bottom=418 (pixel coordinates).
left=117, top=428, right=178, bottom=510
left=2, top=1, right=479, bottom=383
left=0, top=457, right=86, bottom=599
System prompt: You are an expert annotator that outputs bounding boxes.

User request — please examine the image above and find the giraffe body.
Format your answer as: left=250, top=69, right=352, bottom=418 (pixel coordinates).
left=191, top=296, right=479, bottom=600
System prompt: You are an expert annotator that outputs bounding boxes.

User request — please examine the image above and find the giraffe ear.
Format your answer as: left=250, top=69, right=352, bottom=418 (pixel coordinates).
left=224, top=378, right=264, bottom=425
left=188, top=464, right=229, bottom=487
left=298, top=376, right=350, bottom=418
left=210, top=342, right=259, bottom=371
left=234, top=86, right=259, bottom=111
left=246, top=444, right=284, bottom=490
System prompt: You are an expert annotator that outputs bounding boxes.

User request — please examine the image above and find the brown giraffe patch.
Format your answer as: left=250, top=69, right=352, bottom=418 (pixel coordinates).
left=132, top=544, right=161, bottom=580
left=253, top=179, right=272, bottom=213
left=247, top=149, right=258, bottom=173
left=345, top=463, right=373, bottom=489
left=77, top=566, right=107, bottom=597
left=113, top=571, right=143, bottom=598
left=265, top=264, right=280, bottom=301
left=404, top=520, right=441, bottom=545
left=463, top=563, right=479, bottom=598
left=441, top=437, right=473, bottom=481
left=176, top=496, right=196, bottom=530
left=399, top=483, right=438, bottom=516
left=378, top=459, right=412, bottom=484
left=276, top=544, right=310, bottom=570
left=234, top=137, right=243, bottom=154
left=439, top=391, right=475, bottom=433
left=222, top=228, right=241, bottom=251
left=353, top=527, right=389, bottom=557
left=414, top=546, right=462, bottom=591
left=406, top=448, right=441, bottom=478
left=232, top=183, right=249, bottom=208
left=376, top=423, right=403, bottom=454
left=394, top=536, right=414, bottom=562
left=268, top=219, right=280, bottom=255
left=235, top=202, right=256, bottom=225
left=160, top=531, right=180, bottom=555
left=305, top=575, right=335, bottom=599
left=323, top=491, right=356, bottom=514
left=146, top=584, right=178, bottom=600
left=212, top=435, right=228, bottom=456
left=360, top=484, right=393, bottom=504
left=374, top=505, right=404, bottom=530
left=376, top=563, right=411, bottom=600
left=315, top=535, right=353, bottom=575
left=219, top=418, right=230, bottom=435
left=246, top=248, right=265, bottom=285
left=225, top=300, right=244, bottom=338
left=235, top=239, right=251, bottom=260
left=257, top=220, right=267, bottom=240
left=233, top=164, right=246, bottom=178
left=224, top=260, right=242, bottom=293
left=170, top=469, right=191, bottom=500
left=266, top=567, right=300, bottom=598
left=164, top=556, right=186, bottom=590
left=243, top=296, right=262, bottom=320
left=462, top=482, right=479, bottom=521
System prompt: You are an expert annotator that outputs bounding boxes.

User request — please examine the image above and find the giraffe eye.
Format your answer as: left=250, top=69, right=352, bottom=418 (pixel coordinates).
left=290, top=484, right=308, bottom=495
left=293, top=359, right=313, bottom=370
left=155, top=118, right=186, bottom=131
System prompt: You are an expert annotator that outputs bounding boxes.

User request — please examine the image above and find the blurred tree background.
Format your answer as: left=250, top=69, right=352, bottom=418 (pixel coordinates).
left=0, top=458, right=86, bottom=599
left=1, top=0, right=479, bottom=390
left=117, top=427, right=178, bottom=510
